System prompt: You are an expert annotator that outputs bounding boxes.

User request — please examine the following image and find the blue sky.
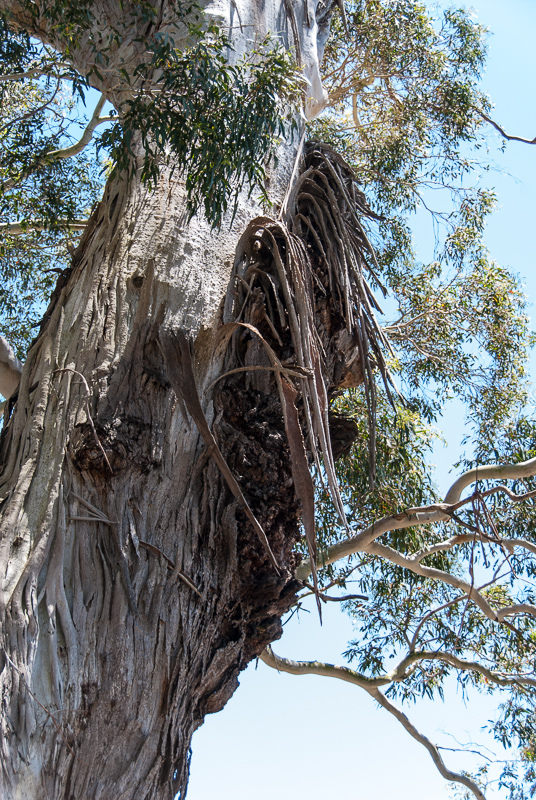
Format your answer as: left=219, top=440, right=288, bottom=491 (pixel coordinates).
left=186, top=3, right=536, bottom=799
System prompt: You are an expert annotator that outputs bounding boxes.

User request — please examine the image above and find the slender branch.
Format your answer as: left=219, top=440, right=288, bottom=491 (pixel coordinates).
left=412, top=532, right=536, bottom=562
left=44, top=95, right=112, bottom=160
left=261, top=646, right=487, bottom=800
left=0, top=65, right=75, bottom=82
left=0, top=77, right=62, bottom=133
left=0, top=66, right=46, bottom=81
left=479, top=110, right=536, bottom=144
left=1, top=94, right=112, bottom=192
left=410, top=595, right=468, bottom=650
left=369, top=687, right=486, bottom=800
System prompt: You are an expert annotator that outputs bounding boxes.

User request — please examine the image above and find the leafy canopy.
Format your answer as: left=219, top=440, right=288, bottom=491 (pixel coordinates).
left=300, top=3, right=536, bottom=796
left=310, top=0, right=532, bottom=437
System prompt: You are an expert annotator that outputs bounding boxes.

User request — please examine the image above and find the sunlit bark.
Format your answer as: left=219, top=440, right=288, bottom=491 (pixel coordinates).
left=0, top=2, right=335, bottom=797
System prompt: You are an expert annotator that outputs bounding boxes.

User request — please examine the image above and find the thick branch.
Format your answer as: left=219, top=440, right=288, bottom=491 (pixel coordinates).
left=296, top=457, right=536, bottom=581
left=444, top=456, right=536, bottom=504
left=0, top=335, right=22, bottom=398
left=295, top=508, right=446, bottom=580
left=0, top=220, right=88, bottom=235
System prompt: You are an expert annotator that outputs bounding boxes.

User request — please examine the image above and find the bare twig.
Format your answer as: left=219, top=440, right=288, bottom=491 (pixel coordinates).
left=479, top=110, right=536, bottom=144
left=138, top=540, right=203, bottom=597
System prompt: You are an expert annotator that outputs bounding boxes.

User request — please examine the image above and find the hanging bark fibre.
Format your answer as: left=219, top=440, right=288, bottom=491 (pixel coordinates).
left=219, top=142, right=396, bottom=590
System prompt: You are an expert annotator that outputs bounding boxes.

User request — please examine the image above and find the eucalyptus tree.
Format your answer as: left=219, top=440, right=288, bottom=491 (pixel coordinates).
left=0, top=2, right=344, bottom=798
left=1, top=2, right=536, bottom=800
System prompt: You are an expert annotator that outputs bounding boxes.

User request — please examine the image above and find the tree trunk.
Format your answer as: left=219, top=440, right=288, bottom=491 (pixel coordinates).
left=0, top=2, right=348, bottom=798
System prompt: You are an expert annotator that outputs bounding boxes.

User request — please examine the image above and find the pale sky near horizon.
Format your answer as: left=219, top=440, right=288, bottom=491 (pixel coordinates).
left=186, top=3, right=536, bottom=800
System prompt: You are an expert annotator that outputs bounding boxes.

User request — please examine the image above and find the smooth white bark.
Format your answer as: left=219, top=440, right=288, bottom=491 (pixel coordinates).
left=0, top=335, right=22, bottom=399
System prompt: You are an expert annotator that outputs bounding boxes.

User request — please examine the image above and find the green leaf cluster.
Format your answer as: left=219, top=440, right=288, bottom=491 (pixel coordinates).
left=314, top=0, right=490, bottom=213
left=0, top=24, right=103, bottom=355
left=310, top=0, right=532, bottom=438
left=101, top=33, right=303, bottom=225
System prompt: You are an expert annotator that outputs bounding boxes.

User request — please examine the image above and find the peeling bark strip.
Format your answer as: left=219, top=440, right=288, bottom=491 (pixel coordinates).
left=220, top=143, right=397, bottom=603
left=159, top=327, right=280, bottom=572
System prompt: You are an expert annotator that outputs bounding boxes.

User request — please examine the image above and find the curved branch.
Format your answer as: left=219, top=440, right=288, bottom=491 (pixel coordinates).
left=444, top=456, right=536, bottom=505
left=389, top=650, right=536, bottom=689
left=479, top=110, right=536, bottom=145
left=366, top=540, right=500, bottom=621
left=295, top=508, right=447, bottom=580
left=1, top=94, right=112, bottom=192
left=260, top=644, right=389, bottom=688
left=261, top=646, right=487, bottom=800
left=296, top=457, right=536, bottom=581
left=44, top=95, right=112, bottom=160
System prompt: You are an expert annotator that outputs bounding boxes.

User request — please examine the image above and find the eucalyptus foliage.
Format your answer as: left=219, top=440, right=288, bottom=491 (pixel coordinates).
left=303, top=4, right=536, bottom=795
left=310, top=0, right=533, bottom=439
left=0, top=42, right=103, bottom=356
left=101, top=34, right=302, bottom=222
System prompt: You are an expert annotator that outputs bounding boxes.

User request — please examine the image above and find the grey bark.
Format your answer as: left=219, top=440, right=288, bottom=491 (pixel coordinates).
left=0, top=337, right=22, bottom=400
left=0, top=2, right=338, bottom=798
